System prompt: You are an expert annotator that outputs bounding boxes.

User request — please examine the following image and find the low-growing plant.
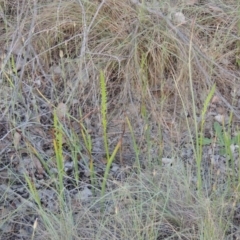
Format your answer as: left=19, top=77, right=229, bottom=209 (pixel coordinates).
left=201, top=120, right=240, bottom=187
left=201, top=121, right=240, bottom=157
left=52, top=110, right=66, bottom=203
left=126, top=116, right=141, bottom=172
left=79, top=118, right=96, bottom=189
left=195, top=84, right=216, bottom=191
left=99, top=70, right=122, bottom=210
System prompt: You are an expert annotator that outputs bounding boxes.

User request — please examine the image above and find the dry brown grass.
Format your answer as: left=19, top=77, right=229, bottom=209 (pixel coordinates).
left=1, top=0, right=240, bottom=239
left=2, top=1, right=239, bottom=131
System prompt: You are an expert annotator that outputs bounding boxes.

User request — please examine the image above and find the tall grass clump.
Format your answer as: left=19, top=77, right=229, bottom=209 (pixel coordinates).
left=1, top=0, right=240, bottom=239
left=99, top=70, right=122, bottom=209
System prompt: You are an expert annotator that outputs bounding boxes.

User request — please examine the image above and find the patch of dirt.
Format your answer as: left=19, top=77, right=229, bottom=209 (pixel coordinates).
left=1, top=0, right=240, bottom=239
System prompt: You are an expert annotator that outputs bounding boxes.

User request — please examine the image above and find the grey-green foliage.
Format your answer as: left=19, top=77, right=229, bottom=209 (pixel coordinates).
left=201, top=121, right=240, bottom=156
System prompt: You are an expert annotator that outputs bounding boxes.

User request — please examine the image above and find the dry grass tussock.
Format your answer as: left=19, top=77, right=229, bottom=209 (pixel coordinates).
left=1, top=0, right=240, bottom=128
left=1, top=0, right=240, bottom=239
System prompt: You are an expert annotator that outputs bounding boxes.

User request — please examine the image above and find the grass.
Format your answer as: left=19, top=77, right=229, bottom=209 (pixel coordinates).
left=0, top=0, right=240, bottom=239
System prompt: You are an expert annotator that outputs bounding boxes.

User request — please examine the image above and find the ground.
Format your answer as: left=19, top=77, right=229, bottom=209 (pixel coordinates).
left=1, top=0, right=240, bottom=239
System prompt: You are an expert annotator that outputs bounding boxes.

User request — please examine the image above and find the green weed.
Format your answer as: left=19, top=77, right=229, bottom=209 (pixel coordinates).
left=99, top=70, right=121, bottom=210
